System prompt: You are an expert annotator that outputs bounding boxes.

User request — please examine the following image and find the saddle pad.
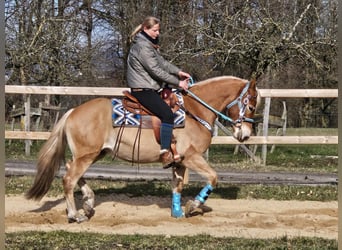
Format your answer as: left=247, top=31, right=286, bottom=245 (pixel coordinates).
left=111, top=92, right=185, bottom=128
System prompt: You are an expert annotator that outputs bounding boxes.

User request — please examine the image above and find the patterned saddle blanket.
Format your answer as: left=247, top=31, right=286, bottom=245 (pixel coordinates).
left=111, top=91, right=185, bottom=128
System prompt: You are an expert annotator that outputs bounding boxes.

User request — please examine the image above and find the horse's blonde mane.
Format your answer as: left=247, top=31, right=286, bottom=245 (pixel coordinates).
left=198, top=76, right=244, bottom=84
left=194, top=76, right=246, bottom=86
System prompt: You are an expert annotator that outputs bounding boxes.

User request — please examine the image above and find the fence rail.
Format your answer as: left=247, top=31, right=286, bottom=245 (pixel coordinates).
left=5, top=85, right=338, bottom=163
left=4, top=131, right=338, bottom=145
left=5, top=85, right=338, bottom=98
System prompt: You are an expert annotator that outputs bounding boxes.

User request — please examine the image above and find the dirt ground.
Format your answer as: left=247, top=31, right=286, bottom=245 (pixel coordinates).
left=5, top=194, right=337, bottom=240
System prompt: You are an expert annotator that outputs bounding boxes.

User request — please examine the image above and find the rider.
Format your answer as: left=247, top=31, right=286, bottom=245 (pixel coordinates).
left=126, top=16, right=190, bottom=168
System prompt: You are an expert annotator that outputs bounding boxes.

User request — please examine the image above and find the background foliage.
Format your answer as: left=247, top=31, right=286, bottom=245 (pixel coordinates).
left=5, top=0, right=337, bottom=127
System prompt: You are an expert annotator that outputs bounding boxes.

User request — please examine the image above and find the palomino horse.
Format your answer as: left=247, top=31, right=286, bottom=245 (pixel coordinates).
left=25, top=75, right=258, bottom=223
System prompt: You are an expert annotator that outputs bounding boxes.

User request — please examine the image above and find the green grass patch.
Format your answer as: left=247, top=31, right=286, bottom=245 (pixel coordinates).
left=208, top=144, right=337, bottom=173
left=5, top=231, right=337, bottom=249
left=211, top=127, right=337, bottom=171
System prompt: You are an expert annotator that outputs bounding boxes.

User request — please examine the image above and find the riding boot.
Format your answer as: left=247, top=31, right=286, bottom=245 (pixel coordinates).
left=160, top=149, right=174, bottom=168
left=160, top=123, right=174, bottom=168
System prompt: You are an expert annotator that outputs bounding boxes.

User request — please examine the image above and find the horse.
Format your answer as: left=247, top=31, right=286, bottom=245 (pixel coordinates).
left=25, top=75, right=258, bottom=223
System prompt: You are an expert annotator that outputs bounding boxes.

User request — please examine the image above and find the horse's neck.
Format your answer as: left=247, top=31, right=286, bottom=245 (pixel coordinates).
left=186, top=98, right=217, bottom=124
left=184, top=80, right=244, bottom=124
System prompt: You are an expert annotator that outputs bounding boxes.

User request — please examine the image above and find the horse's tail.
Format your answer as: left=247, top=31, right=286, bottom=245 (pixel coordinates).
left=25, top=109, right=74, bottom=201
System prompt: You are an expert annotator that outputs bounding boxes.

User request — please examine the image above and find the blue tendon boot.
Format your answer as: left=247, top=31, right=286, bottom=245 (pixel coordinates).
left=171, top=192, right=184, bottom=218
left=195, top=184, right=213, bottom=204
left=185, top=184, right=214, bottom=217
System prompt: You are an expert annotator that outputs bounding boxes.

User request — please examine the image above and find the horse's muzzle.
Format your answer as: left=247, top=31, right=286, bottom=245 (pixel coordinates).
left=233, top=124, right=252, bottom=142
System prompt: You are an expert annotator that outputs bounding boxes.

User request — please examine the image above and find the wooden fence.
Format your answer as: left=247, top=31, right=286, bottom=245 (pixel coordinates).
left=5, top=85, right=338, bottom=164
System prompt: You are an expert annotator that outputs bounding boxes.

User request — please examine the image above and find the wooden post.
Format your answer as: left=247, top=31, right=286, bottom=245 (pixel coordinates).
left=261, top=97, right=271, bottom=165
left=24, top=95, right=31, bottom=156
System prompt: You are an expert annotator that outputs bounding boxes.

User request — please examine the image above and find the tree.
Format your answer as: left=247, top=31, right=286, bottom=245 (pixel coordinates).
left=5, top=0, right=337, bottom=127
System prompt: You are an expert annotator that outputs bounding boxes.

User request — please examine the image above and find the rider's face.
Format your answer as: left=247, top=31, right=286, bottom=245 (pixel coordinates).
left=143, top=24, right=160, bottom=39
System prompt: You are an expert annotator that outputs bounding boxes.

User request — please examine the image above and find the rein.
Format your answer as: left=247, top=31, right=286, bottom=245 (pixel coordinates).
left=184, top=77, right=254, bottom=129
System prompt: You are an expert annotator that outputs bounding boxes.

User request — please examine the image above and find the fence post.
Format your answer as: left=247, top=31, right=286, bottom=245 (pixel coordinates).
left=261, top=97, right=271, bottom=165
left=24, top=95, right=31, bottom=156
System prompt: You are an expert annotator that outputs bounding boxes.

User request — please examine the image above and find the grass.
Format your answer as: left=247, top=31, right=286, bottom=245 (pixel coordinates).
left=5, top=231, right=338, bottom=250
left=208, top=144, right=338, bottom=173
left=208, top=127, right=338, bottom=172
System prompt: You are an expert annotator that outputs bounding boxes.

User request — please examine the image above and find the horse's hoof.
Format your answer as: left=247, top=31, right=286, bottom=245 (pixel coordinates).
left=200, top=204, right=213, bottom=213
left=171, top=208, right=184, bottom=218
left=68, top=214, right=89, bottom=224
left=185, top=200, right=204, bottom=218
left=83, top=203, right=95, bottom=219
left=85, top=208, right=95, bottom=219
left=162, top=161, right=176, bottom=169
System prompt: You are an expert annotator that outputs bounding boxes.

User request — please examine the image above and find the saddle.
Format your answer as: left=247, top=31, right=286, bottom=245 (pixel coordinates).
left=122, top=89, right=180, bottom=115
left=122, top=88, right=180, bottom=162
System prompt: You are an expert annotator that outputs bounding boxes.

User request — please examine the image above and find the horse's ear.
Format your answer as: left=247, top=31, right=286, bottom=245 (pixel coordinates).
left=250, top=77, right=261, bottom=111
left=250, top=77, right=257, bottom=88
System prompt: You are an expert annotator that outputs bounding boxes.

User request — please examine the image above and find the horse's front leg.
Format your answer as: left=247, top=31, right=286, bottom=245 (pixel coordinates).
left=181, top=147, right=218, bottom=217
left=170, top=165, right=187, bottom=218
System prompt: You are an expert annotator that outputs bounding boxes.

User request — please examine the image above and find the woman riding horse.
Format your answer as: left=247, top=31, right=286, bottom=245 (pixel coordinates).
left=127, top=16, right=191, bottom=168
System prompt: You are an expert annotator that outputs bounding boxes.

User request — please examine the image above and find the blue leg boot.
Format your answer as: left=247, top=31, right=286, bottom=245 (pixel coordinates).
left=184, top=184, right=214, bottom=218
left=195, top=184, right=213, bottom=204
left=171, top=192, right=184, bottom=218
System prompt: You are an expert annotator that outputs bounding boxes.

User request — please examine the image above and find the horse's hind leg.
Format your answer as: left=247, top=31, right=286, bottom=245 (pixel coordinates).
left=77, top=177, right=95, bottom=219
left=64, top=158, right=94, bottom=223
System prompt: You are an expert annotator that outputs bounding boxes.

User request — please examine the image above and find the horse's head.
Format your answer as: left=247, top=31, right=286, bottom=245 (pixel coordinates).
left=226, top=78, right=259, bottom=142
left=184, top=76, right=259, bottom=142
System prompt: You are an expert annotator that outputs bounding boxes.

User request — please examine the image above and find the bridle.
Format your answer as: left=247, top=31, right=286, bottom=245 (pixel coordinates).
left=225, top=81, right=256, bottom=125
left=185, top=78, right=256, bottom=127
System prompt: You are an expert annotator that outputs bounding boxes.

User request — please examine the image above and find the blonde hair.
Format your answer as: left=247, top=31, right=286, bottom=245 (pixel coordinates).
left=130, top=16, right=160, bottom=42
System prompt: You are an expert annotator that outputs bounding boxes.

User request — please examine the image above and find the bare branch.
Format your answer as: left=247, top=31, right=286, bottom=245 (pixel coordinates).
left=284, top=3, right=312, bottom=42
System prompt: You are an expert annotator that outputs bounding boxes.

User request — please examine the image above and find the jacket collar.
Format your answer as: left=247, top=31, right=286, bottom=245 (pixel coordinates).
left=135, top=32, right=160, bottom=50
